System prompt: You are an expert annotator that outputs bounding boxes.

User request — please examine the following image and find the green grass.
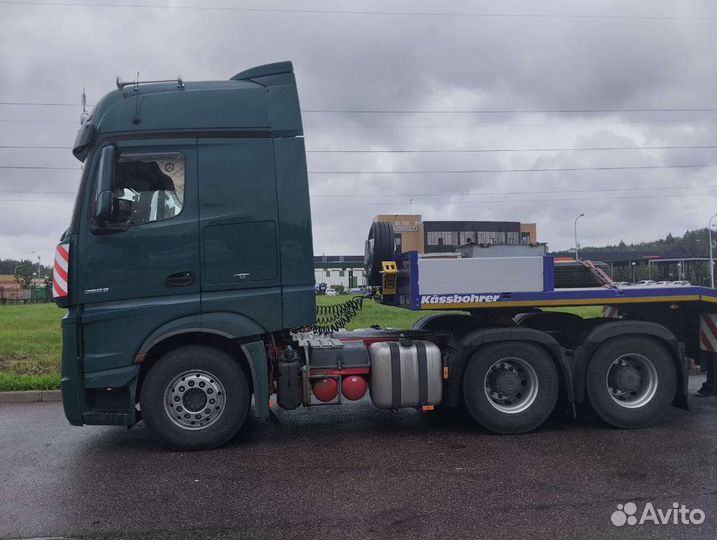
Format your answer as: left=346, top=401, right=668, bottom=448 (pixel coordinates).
left=317, top=295, right=447, bottom=330
left=545, top=306, right=603, bottom=318
left=0, top=299, right=602, bottom=392
left=0, top=304, right=64, bottom=391
left=317, top=295, right=603, bottom=328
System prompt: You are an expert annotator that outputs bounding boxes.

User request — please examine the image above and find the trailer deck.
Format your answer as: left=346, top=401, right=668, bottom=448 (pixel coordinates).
left=391, top=251, right=717, bottom=311
left=410, top=285, right=717, bottom=310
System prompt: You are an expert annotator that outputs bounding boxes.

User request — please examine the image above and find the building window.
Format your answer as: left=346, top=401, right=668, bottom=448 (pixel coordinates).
left=460, top=231, right=476, bottom=245
left=506, top=232, right=521, bottom=244
left=339, top=270, right=345, bottom=277
left=325, top=270, right=330, bottom=277
left=427, top=231, right=458, bottom=246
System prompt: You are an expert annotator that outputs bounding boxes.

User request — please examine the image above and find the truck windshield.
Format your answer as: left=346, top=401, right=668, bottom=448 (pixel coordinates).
left=65, top=148, right=97, bottom=237
left=72, top=118, right=96, bottom=162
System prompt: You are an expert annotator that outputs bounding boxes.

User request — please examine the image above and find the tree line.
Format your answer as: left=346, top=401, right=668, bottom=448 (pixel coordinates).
left=553, top=227, right=714, bottom=258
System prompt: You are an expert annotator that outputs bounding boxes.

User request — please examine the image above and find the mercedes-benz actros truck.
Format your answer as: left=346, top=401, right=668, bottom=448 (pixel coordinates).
left=54, top=62, right=717, bottom=449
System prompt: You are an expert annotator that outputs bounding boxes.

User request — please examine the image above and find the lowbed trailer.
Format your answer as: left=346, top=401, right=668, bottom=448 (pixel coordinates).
left=54, top=61, right=717, bottom=449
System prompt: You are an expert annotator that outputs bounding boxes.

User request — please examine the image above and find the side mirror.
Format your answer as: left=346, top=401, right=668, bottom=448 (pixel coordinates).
left=93, top=145, right=115, bottom=222
left=94, top=190, right=113, bottom=222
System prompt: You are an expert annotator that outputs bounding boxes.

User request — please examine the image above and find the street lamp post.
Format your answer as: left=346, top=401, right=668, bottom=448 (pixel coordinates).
left=574, top=213, right=585, bottom=260
left=709, top=213, right=717, bottom=289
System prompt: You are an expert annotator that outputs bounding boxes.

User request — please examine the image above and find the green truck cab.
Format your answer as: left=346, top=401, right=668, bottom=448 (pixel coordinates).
left=57, top=62, right=315, bottom=445
left=55, top=62, right=716, bottom=450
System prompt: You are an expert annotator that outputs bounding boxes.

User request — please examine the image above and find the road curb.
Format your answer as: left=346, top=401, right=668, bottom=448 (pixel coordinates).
left=0, top=390, right=61, bottom=404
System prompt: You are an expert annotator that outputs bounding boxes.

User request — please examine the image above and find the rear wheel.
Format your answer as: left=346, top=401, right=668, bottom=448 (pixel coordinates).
left=585, top=336, right=676, bottom=429
left=462, top=342, right=559, bottom=434
left=140, top=345, right=251, bottom=449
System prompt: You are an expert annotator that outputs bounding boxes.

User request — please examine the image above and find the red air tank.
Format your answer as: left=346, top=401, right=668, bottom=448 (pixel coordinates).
left=312, top=377, right=339, bottom=402
left=341, top=375, right=368, bottom=401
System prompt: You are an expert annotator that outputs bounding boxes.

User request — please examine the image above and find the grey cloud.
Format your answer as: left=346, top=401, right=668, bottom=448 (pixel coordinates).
left=0, top=0, right=715, bottom=265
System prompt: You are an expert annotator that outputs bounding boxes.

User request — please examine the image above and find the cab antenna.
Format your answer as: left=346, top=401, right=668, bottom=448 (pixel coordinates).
left=80, top=87, right=89, bottom=125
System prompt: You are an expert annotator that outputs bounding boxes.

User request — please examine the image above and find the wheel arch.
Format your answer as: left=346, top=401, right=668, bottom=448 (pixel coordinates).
left=572, top=321, right=687, bottom=409
left=135, top=313, right=270, bottom=419
left=411, top=312, right=475, bottom=333
left=446, top=327, right=573, bottom=409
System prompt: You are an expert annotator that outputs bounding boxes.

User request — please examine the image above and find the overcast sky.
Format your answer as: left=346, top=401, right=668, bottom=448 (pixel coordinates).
left=0, top=0, right=715, bottom=267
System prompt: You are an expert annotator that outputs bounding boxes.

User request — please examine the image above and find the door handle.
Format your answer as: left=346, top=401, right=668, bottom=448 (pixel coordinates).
left=165, top=271, right=196, bottom=287
left=234, top=273, right=251, bottom=280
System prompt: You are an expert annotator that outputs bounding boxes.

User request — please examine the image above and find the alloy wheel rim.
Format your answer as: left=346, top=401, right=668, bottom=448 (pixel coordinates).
left=483, top=356, right=540, bottom=414
left=605, top=353, right=658, bottom=409
left=163, top=369, right=226, bottom=430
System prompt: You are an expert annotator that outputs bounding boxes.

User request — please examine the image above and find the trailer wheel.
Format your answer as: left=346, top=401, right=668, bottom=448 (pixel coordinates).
left=140, top=345, right=251, bottom=450
left=364, top=221, right=395, bottom=286
left=585, top=336, right=676, bottom=429
left=462, top=342, right=559, bottom=434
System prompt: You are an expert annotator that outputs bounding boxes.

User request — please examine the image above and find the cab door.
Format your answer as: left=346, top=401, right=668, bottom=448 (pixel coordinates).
left=76, top=139, right=200, bottom=372
left=198, top=138, right=283, bottom=333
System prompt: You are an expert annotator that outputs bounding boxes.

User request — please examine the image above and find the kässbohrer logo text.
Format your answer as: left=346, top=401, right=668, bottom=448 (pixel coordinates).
left=421, top=294, right=500, bottom=305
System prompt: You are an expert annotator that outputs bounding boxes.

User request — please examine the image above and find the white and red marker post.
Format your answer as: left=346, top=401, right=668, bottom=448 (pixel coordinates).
left=52, top=243, right=70, bottom=299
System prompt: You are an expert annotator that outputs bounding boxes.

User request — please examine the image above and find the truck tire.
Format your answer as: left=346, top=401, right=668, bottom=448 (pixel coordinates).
left=364, top=221, right=395, bottom=286
left=140, top=345, right=251, bottom=450
left=585, top=336, right=676, bottom=429
left=462, top=341, right=559, bottom=434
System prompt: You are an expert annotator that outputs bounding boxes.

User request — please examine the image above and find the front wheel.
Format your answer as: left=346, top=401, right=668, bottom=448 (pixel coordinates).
left=585, top=336, right=676, bottom=429
left=140, top=345, right=251, bottom=450
left=462, top=342, right=559, bottom=434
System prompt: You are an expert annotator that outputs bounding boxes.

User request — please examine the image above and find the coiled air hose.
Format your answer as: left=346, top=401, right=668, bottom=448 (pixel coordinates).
left=305, top=295, right=365, bottom=333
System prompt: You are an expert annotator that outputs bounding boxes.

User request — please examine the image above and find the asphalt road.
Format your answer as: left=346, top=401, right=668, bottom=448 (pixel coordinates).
left=1, top=375, right=715, bottom=540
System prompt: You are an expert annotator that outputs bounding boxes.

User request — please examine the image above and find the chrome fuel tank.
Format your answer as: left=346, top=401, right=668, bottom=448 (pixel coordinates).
left=368, top=340, right=443, bottom=409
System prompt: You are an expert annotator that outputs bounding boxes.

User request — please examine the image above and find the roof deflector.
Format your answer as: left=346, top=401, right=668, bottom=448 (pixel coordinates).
left=230, top=61, right=294, bottom=81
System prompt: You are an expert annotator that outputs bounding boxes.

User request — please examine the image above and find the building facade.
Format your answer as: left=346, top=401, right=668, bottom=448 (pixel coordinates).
left=374, top=215, right=537, bottom=254
left=313, top=255, right=366, bottom=289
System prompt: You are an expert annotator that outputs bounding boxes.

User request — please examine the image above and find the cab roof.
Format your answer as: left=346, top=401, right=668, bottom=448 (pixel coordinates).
left=73, top=61, right=302, bottom=161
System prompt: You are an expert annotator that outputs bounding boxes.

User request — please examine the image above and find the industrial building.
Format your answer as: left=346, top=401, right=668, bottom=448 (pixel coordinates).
left=373, top=214, right=538, bottom=254
left=314, top=216, right=538, bottom=289
left=314, top=255, right=366, bottom=290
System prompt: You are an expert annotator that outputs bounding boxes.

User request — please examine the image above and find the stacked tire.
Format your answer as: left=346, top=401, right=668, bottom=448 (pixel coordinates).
left=364, top=221, right=396, bottom=286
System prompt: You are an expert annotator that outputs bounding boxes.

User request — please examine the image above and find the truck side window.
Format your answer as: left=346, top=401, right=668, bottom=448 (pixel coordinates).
left=109, top=153, right=185, bottom=226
